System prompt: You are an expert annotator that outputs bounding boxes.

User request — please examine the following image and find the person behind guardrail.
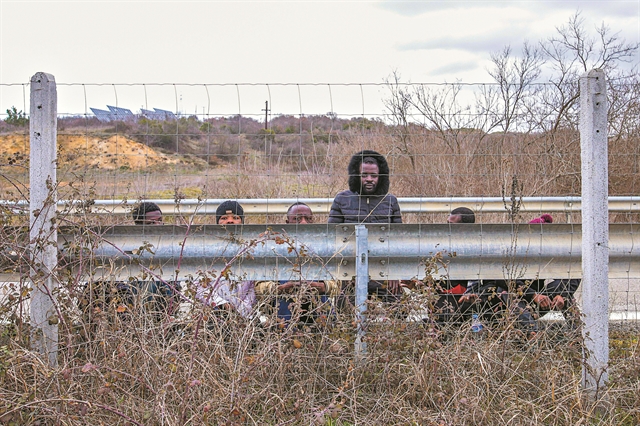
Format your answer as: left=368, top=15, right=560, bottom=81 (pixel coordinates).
left=254, top=203, right=339, bottom=328
left=131, top=201, right=163, bottom=225
left=447, top=206, right=475, bottom=224
left=450, top=209, right=538, bottom=337
left=457, top=279, right=538, bottom=338
left=126, top=202, right=180, bottom=317
left=423, top=207, right=477, bottom=326
left=195, top=201, right=256, bottom=319
left=215, top=200, right=245, bottom=225
left=80, top=202, right=177, bottom=329
left=523, top=214, right=581, bottom=326
left=285, top=202, right=314, bottom=224
left=328, top=150, right=402, bottom=300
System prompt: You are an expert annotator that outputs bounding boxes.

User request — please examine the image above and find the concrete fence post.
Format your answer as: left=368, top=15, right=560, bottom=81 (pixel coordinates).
left=579, top=69, right=609, bottom=394
left=355, top=225, right=368, bottom=356
left=29, top=72, right=58, bottom=367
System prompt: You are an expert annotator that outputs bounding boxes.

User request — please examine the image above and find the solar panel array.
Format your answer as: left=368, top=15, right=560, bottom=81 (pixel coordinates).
left=91, top=105, right=176, bottom=122
left=140, top=108, right=177, bottom=121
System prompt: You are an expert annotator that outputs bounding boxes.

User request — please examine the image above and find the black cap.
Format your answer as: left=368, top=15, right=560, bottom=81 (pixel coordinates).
left=216, top=200, right=244, bottom=224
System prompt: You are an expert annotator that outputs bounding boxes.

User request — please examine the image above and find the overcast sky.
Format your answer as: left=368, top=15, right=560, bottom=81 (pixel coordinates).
left=1, top=0, right=638, bottom=119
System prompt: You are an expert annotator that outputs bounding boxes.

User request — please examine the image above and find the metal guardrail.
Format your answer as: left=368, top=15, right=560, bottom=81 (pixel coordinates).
left=2, top=196, right=640, bottom=216
left=47, top=223, right=638, bottom=281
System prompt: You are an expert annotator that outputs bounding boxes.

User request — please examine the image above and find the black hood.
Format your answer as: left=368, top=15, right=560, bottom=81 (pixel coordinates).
left=347, top=150, right=390, bottom=196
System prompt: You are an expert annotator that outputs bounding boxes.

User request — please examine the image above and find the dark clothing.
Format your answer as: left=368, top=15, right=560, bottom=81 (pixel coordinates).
left=256, top=280, right=336, bottom=326
left=80, top=280, right=180, bottom=326
left=330, top=150, right=402, bottom=311
left=523, top=278, right=581, bottom=317
left=523, top=279, right=581, bottom=304
left=328, top=150, right=402, bottom=224
left=547, top=278, right=581, bottom=300
left=328, top=190, right=402, bottom=224
left=432, top=279, right=469, bottom=324
left=461, top=279, right=538, bottom=333
left=274, top=295, right=333, bottom=324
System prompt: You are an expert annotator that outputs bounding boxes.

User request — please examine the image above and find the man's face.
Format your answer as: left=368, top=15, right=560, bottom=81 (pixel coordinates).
left=447, top=214, right=462, bottom=224
left=286, top=205, right=314, bottom=224
left=360, top=163, right=379, bottom=195
left=143, top=210, right=163, bottom=225
left=218, top=210, right=242, bottom=225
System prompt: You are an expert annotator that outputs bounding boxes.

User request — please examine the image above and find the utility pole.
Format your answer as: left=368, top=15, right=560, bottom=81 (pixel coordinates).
left=262, top=101, right=270, bottom=130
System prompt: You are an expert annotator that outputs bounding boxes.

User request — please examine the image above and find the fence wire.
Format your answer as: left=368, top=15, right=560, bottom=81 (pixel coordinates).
left=1, top=81, right=638, bottom=323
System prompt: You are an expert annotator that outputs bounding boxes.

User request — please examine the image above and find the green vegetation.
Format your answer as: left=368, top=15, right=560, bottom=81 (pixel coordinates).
left=4, top=106, right=28, bottom=126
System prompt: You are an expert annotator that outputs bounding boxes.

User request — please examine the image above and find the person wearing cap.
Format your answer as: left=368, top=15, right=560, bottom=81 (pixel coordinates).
left=523, top=214, right=581, bottom=322
left=254, top=203, right=339, bottom=327
left=195, top=200, right=256, bottom=318
left=216, top=200, right=245, bottom=225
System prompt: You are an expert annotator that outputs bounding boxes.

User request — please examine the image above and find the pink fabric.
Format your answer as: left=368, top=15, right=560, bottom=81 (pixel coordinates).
left=529, top=214, right=553, bottom=224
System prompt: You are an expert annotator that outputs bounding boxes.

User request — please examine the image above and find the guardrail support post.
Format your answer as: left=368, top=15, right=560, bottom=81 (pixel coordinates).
left=29, top=72, right=58, bottom=367
left=355, top=225, right=368, bottom=356
left=580, top=68, right=609, bottom=394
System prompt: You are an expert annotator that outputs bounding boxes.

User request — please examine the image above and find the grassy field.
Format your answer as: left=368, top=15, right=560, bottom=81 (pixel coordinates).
left=1, top=118, right=639, bottom=425
left=0, top=297, right=639, bottom=425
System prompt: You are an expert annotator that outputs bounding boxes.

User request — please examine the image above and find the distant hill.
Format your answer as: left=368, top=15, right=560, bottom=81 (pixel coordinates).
left=0, top=133, right=194, bottom=171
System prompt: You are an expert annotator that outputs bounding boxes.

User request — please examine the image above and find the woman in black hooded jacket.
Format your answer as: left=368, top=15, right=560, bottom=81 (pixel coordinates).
left=328, top=150, right=402, bottom=224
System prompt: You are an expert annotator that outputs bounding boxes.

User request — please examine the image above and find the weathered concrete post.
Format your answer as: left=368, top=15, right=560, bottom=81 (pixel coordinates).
left=29, top=72, right=58, bottom=367
left=579, top=69, right=609, bottom=394
left=355, top=224, right=368, bottom=356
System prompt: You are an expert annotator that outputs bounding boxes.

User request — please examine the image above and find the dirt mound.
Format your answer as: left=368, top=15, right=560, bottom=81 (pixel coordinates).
left=0, top=133, right=181, bottom=170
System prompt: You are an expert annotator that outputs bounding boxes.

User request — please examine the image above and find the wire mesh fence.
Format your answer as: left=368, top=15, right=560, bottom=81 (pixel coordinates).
left=0, top=78, right=638, bottom=424
left=1, top=80, right=639, bottom=313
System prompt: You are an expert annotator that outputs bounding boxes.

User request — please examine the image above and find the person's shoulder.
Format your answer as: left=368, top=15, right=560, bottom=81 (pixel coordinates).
left=333, top=190, right=355, bottom=200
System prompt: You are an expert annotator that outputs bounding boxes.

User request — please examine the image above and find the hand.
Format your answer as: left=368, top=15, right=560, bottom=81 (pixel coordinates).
left=386, top=280, right=400, bottom=294
left=551, top=295, right=565, bottom=310
left=458, top=293, right=478, bottom=304
left=308, top=281, right=327, bottom=293
left=277, top=281, right=300, bottom=294
left=533, top=293, right=552, bottom=309
left=400, top=280, right=416, bottom=291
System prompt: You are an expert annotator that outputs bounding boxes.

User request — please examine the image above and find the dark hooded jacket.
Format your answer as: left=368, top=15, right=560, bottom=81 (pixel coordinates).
left=328, top=150, right=402, bottom=224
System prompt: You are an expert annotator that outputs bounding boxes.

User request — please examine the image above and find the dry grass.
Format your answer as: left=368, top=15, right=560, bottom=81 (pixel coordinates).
left=1, top=122, right=639, bottom=425
left=1, top=293, right=639, bottom=425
